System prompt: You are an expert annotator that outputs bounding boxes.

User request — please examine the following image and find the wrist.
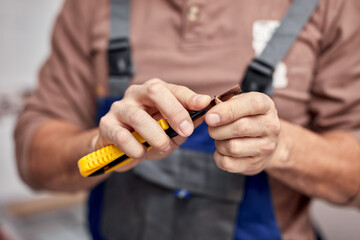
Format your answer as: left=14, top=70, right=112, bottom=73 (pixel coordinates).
left=266, top=120, right=292, bottom=171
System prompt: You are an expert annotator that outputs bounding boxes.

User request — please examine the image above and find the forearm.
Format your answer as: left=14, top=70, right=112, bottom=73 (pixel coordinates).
left=23, top=120, right=108, bottom=192
left=267, top=120, right=360, bottom=204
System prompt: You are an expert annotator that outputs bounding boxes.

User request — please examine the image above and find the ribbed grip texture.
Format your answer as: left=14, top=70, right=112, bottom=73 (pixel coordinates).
left=78, top=119, right=170, bottom=177
left=78, top=145, right=124, bottom=177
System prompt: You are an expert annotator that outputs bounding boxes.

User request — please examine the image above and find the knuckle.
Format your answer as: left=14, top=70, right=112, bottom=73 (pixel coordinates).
left=243, top=158, right=263, bottom=175
left=109, top=100, right=122, bottom=112
left=124, top=84, right=137, bottom=96
left=208, top=127, right=216, bottom=139
left=270, top=119, right=281, bottom=136
left=170, top=107, right=187, bottom=123
left=246, top=168, right=263, bottom=176
left=173, top=85, right=193, bottom=104
left=220, top=156, right=233, bottom=172
left=214, top=140, right=222, bottom=151
left=128, top=108, right=147, bottom=127
left=113, top=128, right=131, bottom=146
left=261, top=94, right=272, bottom=111
left=249, top=92, right=269, bottom=114
left=249, top=93, right=262, bottom=113
left=146, top=81, right=165, bottom=96
left=249, top=156, right=262, bottom=165
left=132, top=147, right=146, bottom=159
left=226, top=139, right=241, bottom=156
left=252, top=161, right=266, bottom=174
left=233, top=119, right=249, bottom=136
left=99, top=115, right=109, bottom=129
left=264, top=117, right=280, bottom=136
left=171, top=85, right=184, bottom=96
left=214, top=152, right=225, bottom=170
left=146, top=78, right=163, bottom=85
left=226, top=105, right=237, bottom=122
left=260, top=140, right=277, bottom=155
left=232, top=162, right=247, bottom=174
left=153, top=136, right=171, bottom=150
left=232, top=121, right=241, bottom=136
left=216, top=104, right=235, bottom=123
left=99, top=115, right=115, bottom=135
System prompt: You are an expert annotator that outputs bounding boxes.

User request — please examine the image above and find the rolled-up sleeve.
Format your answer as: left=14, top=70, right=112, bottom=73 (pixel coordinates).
left=308, top=0, right=360, bottom=207
left=309, top=0, right=360, bottom=142
left=14, top=0, right=100, bottom=179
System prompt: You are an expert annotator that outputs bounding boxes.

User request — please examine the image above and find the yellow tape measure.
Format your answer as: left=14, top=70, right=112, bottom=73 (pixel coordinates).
left=78, top=85, right=242, bottom=178
left=78, top=119, right=170, bottom=177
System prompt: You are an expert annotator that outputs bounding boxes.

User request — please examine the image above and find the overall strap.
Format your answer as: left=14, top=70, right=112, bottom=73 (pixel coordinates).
left=89, top=1, right=133, bottom=239
left=236, top=1, right=320, bottom=239
left=108, top=0, right=134, bottom=97
left=241, top=0, right=320, bottom=96
left=91, top=1, right=321, bottom=240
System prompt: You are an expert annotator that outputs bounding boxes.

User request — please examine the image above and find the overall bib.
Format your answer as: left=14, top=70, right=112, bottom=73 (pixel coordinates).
left=88, top=0, right=319, bottom=239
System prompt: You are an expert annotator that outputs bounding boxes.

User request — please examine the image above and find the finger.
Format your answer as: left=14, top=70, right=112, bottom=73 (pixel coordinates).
left=139, top=79, right=211, bottom=111
left=143, top=81, right=193, bottom=136
left=139, top=79, right=211, bottom=137
left=213, top=150, right=265, bottom=175
left=166, top=83, right=212, bottom=111
left=144, top=135, right=185, bottom=159
left=214, top=137, right=276, bottom=158
left=208, top=115, right=267, bottom=140
left=99, top=115, right=147, bottom=159
left=206, top=92, right=273, bottom=127
left=171, top=135, right=187, bottom=146
left=114, top=104, right=172, bottom=153
left=114, top=158, right=143, bottom=172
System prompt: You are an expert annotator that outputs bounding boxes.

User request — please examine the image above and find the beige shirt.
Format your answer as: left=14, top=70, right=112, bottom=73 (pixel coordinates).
left=15, top=0, right=360, bottom=239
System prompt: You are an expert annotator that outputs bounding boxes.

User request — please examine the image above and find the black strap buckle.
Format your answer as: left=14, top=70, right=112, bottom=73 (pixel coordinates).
left=241, top=59, right=275, bottom=96
left=108, top=38, right=135, bottom=77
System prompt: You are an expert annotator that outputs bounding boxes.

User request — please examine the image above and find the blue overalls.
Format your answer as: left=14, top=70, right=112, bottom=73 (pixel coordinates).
left=88, top=97, right=282, bottom=240
left=87, top=0, right=320, bottom=238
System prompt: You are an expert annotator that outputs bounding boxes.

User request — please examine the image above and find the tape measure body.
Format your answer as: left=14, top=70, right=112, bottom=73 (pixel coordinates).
left=78, top=119, right=170, bottom=177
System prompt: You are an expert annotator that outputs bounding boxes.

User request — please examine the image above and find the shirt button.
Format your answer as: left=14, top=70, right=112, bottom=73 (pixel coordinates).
left=187, top=5, right=200, bottom=22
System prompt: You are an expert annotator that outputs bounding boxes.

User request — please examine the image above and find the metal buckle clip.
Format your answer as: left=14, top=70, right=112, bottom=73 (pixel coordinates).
left=108, top=38, right=135, bottom=77
left=241, top=59, right=275, bottom=96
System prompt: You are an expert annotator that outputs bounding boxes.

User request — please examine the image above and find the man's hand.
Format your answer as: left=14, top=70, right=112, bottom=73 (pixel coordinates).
left=206, top=92, right=280, bottom=175
left=95, top=79, right=212, bottom=171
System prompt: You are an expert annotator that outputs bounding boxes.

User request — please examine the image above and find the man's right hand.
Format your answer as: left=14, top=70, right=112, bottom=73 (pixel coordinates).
left=94, top=78, right=212, bottom=172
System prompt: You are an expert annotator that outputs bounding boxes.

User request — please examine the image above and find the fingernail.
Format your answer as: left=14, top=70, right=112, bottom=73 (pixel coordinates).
left=179, top=120, right=193, bottom=136
left=207, top=114, right=220, bottom=125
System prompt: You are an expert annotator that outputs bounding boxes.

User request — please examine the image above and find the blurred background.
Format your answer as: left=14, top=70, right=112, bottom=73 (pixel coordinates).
left=0, top=0, right=88, bottom=239
left=0, top=0, right=359, bottom=239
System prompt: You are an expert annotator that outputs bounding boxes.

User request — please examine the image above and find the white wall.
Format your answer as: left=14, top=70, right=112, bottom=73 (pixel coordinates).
left=0, top=0, right=359, bottom=239
left=312, top=201, right=360, bottom=239
left=0, top=0, right=64, bottom=202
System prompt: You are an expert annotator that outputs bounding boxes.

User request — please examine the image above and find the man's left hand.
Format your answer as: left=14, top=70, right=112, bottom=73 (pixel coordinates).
left=205, top=92, right=280, bottom=175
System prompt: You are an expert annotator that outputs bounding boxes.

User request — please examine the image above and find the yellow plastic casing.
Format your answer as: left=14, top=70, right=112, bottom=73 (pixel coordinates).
left=78, top=119, right=170, bottom=177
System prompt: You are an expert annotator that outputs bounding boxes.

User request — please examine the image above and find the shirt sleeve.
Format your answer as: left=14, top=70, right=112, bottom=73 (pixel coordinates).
left=14, top=0, right=101, bottom=177
left=309, top=0, right=360, bottom=207
left=309, top=0, right=360, bottom=142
